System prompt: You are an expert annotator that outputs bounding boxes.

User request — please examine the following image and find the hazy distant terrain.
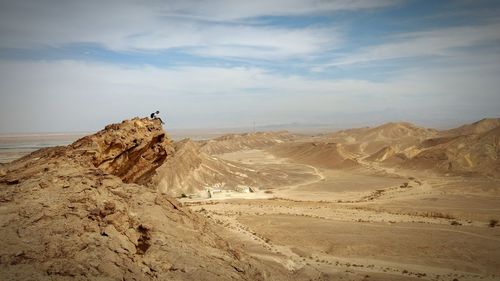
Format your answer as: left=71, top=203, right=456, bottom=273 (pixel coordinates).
left=0, top=134, right=85, bottom=163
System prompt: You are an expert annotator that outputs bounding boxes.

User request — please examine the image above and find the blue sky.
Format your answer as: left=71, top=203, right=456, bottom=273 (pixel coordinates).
left=0, top=0, right=499, bottom=133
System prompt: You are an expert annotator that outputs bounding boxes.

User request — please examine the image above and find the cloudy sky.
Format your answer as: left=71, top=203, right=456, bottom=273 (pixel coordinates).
left=0, top=0, right=499, bottom=133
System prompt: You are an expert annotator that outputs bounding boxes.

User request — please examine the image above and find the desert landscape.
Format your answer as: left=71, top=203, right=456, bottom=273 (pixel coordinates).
left=1, top=1, right=500, bottom=280
left=1, top=117, right=499, bottom=281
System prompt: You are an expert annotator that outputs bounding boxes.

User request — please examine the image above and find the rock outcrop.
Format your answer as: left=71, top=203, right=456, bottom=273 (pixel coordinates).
left=70, top=118, right=174, bottom=184
left=0, top=118, right=294, bottom=281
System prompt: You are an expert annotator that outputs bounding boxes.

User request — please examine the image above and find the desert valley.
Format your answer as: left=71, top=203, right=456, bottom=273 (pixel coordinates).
left=0, top=117, right=499, bottom=281
left=2, top=1, right=500, bottom=280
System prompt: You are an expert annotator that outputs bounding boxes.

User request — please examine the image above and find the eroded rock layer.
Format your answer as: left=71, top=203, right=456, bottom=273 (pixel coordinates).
left=70, top=118, right=174, bottom=184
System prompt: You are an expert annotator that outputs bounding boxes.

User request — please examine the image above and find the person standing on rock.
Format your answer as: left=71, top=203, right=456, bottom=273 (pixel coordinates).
left=150, top=110, right=165, bottom=124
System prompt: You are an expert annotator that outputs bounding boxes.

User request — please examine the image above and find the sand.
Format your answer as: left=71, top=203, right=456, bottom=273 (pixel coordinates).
left=186, top=147, right=500, bottom=281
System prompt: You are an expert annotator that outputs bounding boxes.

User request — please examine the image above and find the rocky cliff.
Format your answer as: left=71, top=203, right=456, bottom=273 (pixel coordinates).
left=69, top=118, right=174, bottom=184
left=0, top=118, right=294, bottom=281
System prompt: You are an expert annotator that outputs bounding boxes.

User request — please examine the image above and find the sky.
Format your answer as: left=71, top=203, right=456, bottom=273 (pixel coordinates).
left=0, top=0, right=499, bottom=133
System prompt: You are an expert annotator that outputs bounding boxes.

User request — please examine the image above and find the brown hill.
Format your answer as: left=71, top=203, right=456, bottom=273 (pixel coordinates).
left=405, top=125, right=500, bottom=177
left=268, top=142, right=358, bottom=169
left=151, top=139, right=260, bottom=196
left=363, top=122, right=437, bottom=140
left=151, top=138, right=321, bottom=197
left=439, top=118, right=500, bottom=137
left=0, top=118, right=294, bottom=281
left=327, top=122, right=437, bottom=155
left=200, top=131, right=294, bottom=155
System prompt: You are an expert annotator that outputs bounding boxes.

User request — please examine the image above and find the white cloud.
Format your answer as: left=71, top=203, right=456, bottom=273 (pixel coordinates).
left=0, top=0, right=386, bottom=59
left=321, top=22, right=500, bottom=67
left=1, top=59, right=499, bottom=132
left=126, top=25, right=339, bottom=59
left=0, top=1, right=498, bottom=133
left=164, top=0, right=397, bottom=20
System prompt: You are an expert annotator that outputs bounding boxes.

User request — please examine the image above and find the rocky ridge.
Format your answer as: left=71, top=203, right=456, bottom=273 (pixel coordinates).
left=360, top=119, right=500, bottom=177
left=0, top=118, right=295, bottom=281
left=406, top=125, right=500, bottom=176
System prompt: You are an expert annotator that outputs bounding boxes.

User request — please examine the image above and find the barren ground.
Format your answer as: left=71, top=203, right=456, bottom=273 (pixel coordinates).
left=184, top=149, right=500, bottom=281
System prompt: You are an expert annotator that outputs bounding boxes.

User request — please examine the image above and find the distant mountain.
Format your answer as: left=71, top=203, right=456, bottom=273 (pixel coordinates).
left=199, top=131, right=294, bottom=155
left=406, top=125, right=500, bottom=176
left=325, top=122, right=438, bottom=155
left=439, top=118, right=500, bottom=137
left=330, top=122, right=438, bottom=141
left=268, top=142, right=359, bottom=169
left=319, top=119, right=500, bottom=177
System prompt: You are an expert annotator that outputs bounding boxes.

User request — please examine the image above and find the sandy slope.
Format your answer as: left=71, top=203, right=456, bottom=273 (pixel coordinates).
left=267, top=142, right=359, bottom=169
left=200, top=131, right=294, bottom=155
left=152, top=141, right=319, bottom=197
